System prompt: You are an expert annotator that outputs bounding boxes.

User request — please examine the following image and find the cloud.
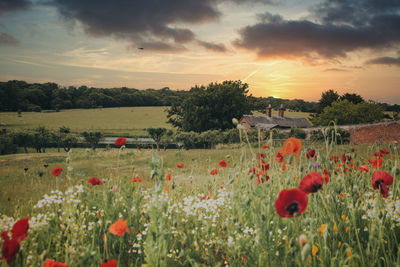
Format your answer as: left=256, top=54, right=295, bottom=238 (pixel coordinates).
left=0, top=0, right=31, bottom=14
left=234, top=0, right=400, bottom=60
left=0, top=32, right=19, bottom=46
left=44, top=0, right=274, bottom=52
left=323, top=68, right=349, bottom=72
left=197, top=40, right=227, bottom=52
left=366, top=56, right=400, bottom=66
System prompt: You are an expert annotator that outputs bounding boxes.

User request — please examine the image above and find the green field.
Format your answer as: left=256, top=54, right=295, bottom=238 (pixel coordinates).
left=0, top=140, right=399, bottom=266
left=0, top=107, right=311, bottom=137
left=0, top=106, right=172, bottom=136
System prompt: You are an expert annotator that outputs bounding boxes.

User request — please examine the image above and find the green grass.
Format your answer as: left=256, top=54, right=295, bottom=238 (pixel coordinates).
left=0, top=107, right=311, bottom=137
left=0, top=106, right=172, bottom=137
left=1, top=134, right=399, bottom=266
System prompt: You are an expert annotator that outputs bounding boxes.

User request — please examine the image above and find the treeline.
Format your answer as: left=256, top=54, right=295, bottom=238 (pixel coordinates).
left=0, top=80, right=188, bottom=111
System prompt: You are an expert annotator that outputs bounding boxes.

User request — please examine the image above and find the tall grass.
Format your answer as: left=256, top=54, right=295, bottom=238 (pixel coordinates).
left=0, top=133, right=399, bottom=266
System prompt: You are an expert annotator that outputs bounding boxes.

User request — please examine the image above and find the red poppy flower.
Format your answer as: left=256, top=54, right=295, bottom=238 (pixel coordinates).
left=109, top=219, right=130, bottom=236
left=1, top=232, right=20, bottom=265
left=87, top=177, right=103, bottom=186
left=369, top=157, right=383, bottom=169
left=218, top=160, right=227, bottom=168
left=306, top=149, right=316, bottom=160
left=298, top=172, right=324, bottom=194
left=322, top=168, right=329, bottom=184
left=210, top=169, right=218, bottom=175
left=165, top=173, right=171, bottom=181
left=372, top=170, right=393, bottom=198
left=274, top=189, right=308, bottom=217
left=280, top=137, right=302, bottom=157
left=114, top=137, right=127, bottom=147
left=52, top=167, right=62, bottom=177
left=275, top=152, right=284, bottom=163
left=374, top=151, right=383, bottom=157
left=43, top=258, right=68, bottom=267
left=358, top=164, right=369, bottom=172
left=257, top=153, right=266, bottom=160
left=262, top=144, right=269, bottom=149
left=11, top=217, right=29, bottom=243
left=380, top=149, right=390, bottom=155
left=330, top=156, right=339, bottom=163
left=100, top=259, right=117, bottom=267
left=132, top=177, right=142, bottom=182
left=341, top=154, right=347, bottom=163
left=177, top=164, right=184, bottom=168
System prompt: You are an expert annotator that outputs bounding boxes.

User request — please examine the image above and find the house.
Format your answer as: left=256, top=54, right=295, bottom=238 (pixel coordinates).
left=239, top=104, right=312, bottom=130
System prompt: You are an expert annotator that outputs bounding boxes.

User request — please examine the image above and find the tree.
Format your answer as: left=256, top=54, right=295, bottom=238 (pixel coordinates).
left=316, top=90, right=340, bottom=113
left=311, top=100, right=384, bottom=126
left=147, top=128, right=167, bottom=151
left=81, top=131, right=103, bottom=150
left=339, top=93, right=364, bottom=104
left=167, top=80, right=251, bottom=132
left=61, top=134, right=78, bottom=152
left=32, top=127, right=51, bottom=153
left=11, top=131, right=33, bottom=153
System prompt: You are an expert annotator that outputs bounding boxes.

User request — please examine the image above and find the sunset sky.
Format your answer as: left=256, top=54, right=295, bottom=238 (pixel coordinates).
left=0, top=0, right=399, bottom=103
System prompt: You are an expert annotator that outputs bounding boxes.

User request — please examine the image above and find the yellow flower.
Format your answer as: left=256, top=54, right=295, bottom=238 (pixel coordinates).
left=346, top=226, right=349, bottom=233
left=338, top=241, right=341, bottom=248
left=312, top=245, right=319, bottom=255
left=333, top=223, right=338, bottom=233
left=347, top=250, right=352, bottom=258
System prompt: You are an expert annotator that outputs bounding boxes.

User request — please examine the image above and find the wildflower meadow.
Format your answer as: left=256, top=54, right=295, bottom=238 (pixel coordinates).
left=1, top=130, right=400, bottom=266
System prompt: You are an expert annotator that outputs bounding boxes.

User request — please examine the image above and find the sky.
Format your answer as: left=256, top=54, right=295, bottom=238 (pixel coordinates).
left=0, top=0, right=399, bottom=103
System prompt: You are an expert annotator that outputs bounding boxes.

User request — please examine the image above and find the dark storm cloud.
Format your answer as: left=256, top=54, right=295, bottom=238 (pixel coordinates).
left=197, top=40, right=227, bottom=52
left=0, top=32, right=19, bottom=46
left=366, top=56, right=400, bottom=66
left=44, top=0, right=274, bottom=52
left=0, top=0, right=31, bottom=14
left=234, top=0, right=400, bottom=60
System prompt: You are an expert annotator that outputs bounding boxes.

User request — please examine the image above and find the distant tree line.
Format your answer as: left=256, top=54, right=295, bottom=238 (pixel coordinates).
left=1, top=80, right=398, bottom=115
left=0, top=80, right=189, bottom=111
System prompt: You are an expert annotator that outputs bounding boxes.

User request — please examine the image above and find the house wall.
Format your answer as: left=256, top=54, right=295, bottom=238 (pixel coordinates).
left=238, top=118, right=251, bottom=130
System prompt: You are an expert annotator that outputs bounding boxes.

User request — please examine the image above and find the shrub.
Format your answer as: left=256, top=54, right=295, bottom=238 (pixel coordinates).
left=289, top=127, right=306, bottom=139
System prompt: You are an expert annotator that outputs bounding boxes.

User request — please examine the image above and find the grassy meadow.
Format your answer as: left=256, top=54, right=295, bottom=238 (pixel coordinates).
left=0, top=107, right=310, bottom=137
left=0, top=107, right=172, bottom=137
left=1, top=134, right=400, bottom=266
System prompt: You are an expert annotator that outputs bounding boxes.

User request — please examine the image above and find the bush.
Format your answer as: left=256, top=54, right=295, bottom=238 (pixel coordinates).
left=310, top=127, right=350, bottom=144
left=289, top=127, right=306, bottom=139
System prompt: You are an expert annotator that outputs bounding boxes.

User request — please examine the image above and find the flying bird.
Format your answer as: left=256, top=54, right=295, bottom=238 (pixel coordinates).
left=138, top=47, right=144, bottom=50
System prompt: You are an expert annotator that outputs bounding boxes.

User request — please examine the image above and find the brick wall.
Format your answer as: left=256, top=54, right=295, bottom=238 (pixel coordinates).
left=305, top=121, right=400, bottom=145
left=346, top=121, right=400, bottom=145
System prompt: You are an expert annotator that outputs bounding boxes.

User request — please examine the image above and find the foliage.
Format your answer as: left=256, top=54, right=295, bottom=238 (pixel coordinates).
left=167, top=80, right=252, bottom=132
left=310, top=127, right=351, bottom=144
left=339, top=93, right=364, bottom=104
left=146, top=128, right=167, bottom=151
left=11, top=130, right=33, bottom=153
left=81, top=131, right=103, bottom=150
left=32, top=127, right=51, bottom=153
left=289, top=127, right=306, bottom=139
left=316, top=89, right=340, bottom=114
left=311, top=100, right=385, bottom=126
left=0, top=134, right=17, bottom=154
left=0, top=80, right=188, bottom=111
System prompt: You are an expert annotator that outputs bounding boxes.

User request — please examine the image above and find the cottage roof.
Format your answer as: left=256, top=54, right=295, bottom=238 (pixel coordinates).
left=242, top=115, right=312, bottom=128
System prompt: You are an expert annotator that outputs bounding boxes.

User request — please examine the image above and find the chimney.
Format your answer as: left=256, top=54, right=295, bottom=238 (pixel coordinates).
left=279, top=104, right=285, bottom=117
left=266, top=104, right=272, bottom=117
